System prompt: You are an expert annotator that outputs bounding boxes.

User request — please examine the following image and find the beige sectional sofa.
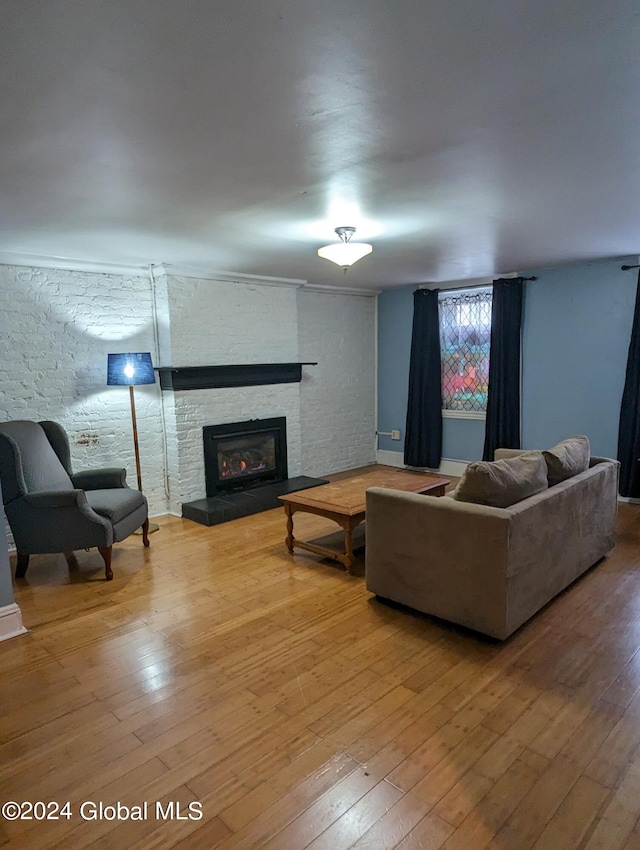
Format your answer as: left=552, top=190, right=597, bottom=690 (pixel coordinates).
left=365, top=452, right=619, bottom=639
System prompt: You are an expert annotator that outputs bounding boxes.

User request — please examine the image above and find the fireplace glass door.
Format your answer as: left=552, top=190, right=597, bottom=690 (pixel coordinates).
left=217, top=433, right=276, bottom=482
left=203, top=417, right=288, bottom=496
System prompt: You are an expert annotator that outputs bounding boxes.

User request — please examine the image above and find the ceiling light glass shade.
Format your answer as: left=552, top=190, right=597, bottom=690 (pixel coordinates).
left=317, top=242, right=373, bottom=267
left=317, top=226, right=373, bottom=268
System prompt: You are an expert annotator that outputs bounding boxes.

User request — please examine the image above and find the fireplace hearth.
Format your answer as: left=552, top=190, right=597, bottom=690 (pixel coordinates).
left=181, top=416, right=327, bottom=526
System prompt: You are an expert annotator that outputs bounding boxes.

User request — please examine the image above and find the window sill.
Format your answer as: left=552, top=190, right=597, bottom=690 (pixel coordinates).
left=442, top=410, right=486, bottom=421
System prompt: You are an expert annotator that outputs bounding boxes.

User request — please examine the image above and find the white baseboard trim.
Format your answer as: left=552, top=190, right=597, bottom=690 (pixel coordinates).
left=375, top=450, right=405, bottom=469
left=376, top=450, right=468, bottom=479
left=0, top=603, right=28, bottom=642
left=433, top=459, right=469, bottom=478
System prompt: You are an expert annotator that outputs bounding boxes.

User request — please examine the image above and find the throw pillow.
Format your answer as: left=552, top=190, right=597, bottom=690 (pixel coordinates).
left=542, top=435, right=590, bottom=486
left=452, top=451, right=548, bottom=508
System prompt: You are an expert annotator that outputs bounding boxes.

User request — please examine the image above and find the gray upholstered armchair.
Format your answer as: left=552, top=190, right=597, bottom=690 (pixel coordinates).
left=0, top=420, right=150, bottom=581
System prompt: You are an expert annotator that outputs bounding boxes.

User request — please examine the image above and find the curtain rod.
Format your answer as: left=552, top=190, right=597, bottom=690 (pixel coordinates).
left=621, top=264, right=640, bottom=270
left=421, top=275, right=536, bottom=291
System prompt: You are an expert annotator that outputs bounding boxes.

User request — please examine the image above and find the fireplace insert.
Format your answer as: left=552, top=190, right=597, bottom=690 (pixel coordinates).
left=203, top=417, right=288, bottom=496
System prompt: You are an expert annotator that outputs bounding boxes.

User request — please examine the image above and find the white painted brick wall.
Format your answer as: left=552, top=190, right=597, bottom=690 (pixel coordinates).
left=164, top=276, right=299, bottom=363
left=297, top=289, right=377, bottom=475
left=0, top=264, right=168, bottom=516
left=163, top=386, right=302, bottom=511
left=158, top=276, right=302, bottom=511
left=151, top=267, right=173, bottom=366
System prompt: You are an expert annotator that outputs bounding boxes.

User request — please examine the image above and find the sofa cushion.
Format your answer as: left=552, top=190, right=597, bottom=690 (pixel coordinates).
left=542, top=435, right=590, bottom=486
left=452, top=452, right=548, bottom=508
left=85, top=488, right=146, bottom=525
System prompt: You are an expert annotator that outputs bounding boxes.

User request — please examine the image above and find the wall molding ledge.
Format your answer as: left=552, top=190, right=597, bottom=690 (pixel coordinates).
left=0, top=252, right=149, bottom=277
left=156, top=263, right=307, bottom=287
left=0, top=255, right=380, bottom=296
left=0, top=603, right=28, bottom=642
left=158, top=264, right=380, bottom=295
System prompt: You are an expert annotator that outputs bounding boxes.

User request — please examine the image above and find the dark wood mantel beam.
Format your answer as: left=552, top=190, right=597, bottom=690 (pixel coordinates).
left=156, top=362, right=317, bottom=391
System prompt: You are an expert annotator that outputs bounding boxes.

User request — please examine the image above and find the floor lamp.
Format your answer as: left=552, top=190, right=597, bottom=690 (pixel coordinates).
left=107, top=352, right=159, bottom=533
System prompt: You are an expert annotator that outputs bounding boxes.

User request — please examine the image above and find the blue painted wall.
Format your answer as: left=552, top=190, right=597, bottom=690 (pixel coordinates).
left=377, top=257, right=638, bottom=461
left=522, top=259, right=636, bottom=457
left=377, top=287, right=413, bottom=453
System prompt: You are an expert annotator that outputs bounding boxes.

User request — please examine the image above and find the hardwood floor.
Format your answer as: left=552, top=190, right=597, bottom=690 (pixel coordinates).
left=2, top=473, right=640, bottom=849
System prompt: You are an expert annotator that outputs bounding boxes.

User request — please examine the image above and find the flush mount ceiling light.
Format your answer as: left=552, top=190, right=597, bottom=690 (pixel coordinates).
left=317, top=226, right=373, bottom=270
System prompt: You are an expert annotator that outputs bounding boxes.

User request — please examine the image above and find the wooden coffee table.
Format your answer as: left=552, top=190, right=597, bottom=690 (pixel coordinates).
left=278, top=468, right=450, bottom=573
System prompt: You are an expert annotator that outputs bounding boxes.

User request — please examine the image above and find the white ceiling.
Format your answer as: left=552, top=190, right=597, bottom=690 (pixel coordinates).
left=1, top=0, right=639, bottom=290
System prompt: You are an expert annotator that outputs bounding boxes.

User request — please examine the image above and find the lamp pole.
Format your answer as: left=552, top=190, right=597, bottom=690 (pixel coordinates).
left=107, top=351, right=159, bottom=534
left=129, top=384, right=143, bottom=492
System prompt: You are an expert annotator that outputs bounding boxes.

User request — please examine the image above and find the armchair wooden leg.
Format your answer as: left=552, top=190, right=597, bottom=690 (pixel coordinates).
left=15, top=552, right=29, bottom=578
left=142, top=518, right=150, bottom=548
left=64, top=552, right=78, bottom=570
left=98, top=546, right=113, bottom=581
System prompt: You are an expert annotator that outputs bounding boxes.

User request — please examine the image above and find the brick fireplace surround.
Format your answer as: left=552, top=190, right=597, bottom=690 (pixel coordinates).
left=183, top=415, right=327, bottom=526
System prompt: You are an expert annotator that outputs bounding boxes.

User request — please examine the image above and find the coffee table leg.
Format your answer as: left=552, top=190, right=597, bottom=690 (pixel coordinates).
left=285, top=504, right=295, bottom=554
left=344, top=525, right=354, bottom=573
left=336, top=517, right=361, bottom=574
